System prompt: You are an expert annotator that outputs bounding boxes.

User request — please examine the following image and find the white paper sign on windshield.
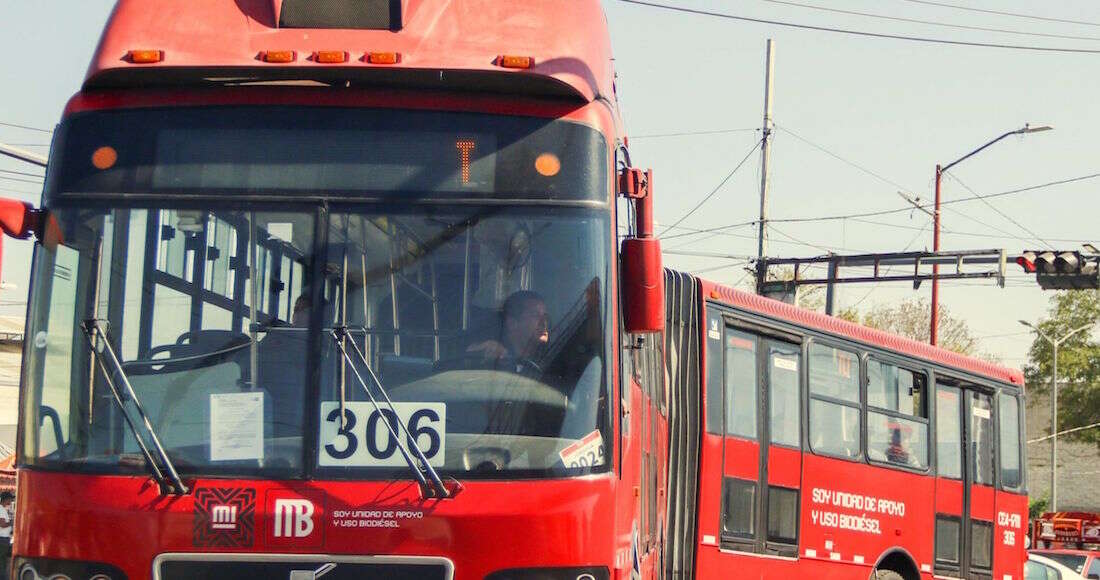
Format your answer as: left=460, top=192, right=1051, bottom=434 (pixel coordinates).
left=319, top=402, right=446, bottom=467
left=210, top=392, right=265, bottom=461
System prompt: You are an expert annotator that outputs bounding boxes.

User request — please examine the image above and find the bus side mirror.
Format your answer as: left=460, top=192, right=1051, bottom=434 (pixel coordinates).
left=0, top=197, right=61, bottom=246
left=0, top=198, right=37, bottom=240
left=621, top=237, right=663, bottom=333
left=619, top=168, right=664, bottom=334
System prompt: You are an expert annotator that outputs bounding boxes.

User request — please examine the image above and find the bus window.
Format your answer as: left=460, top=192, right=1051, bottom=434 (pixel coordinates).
left=998, top=392, right=1022, bottom=489
left=768, top=345, right=800, bottom=447
left=971, top=393, right=994, bottom=486
left=704, top=312, right=723, bottom=434
left=936, top=385, right=962, bottom=479
left=808, top=343, right=860, bottom=459
left=867, top=360, right=928, bottom=469
left=724, top=332, right=757, bottom=440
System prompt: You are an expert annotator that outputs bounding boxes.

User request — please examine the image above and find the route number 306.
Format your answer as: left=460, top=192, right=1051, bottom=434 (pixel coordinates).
left=319, top=402, right=446, bottom=467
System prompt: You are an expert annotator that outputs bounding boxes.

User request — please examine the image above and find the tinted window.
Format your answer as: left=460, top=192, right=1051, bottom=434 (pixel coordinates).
left=1024, top=561, right=1059, bottom=580
left=767, top=486, right=799, bottom=543
left=936, top=385, right=962, bottom=479
left=999, top=392, right=1022, bottom=488
left=935, top=515, right=960, bottom=564
left=722, top=478, right=756, bottom=537
left=868, top=412, right=928, bottom=468
left=868, top=360, right=926, bottom=417
left=809, top=399, right=860, bottom=458
left=768, top=345, right=800, bottom=447
left=971, top=519, right=993, bottom=570
left=809, top=343, right=858, bottom=403
left=808, top=343, right=860, bottom=459
left=725, top=331, right=757, bottom=440
left=971, top=392, right=995, bottom=486
left=705, top=312, right=724, bottom=434
left=1043, top=553, right=1087, bottom=573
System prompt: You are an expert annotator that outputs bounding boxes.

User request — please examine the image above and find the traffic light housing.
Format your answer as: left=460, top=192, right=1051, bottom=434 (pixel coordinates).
left=1017, top=251, right=1100, bottom=289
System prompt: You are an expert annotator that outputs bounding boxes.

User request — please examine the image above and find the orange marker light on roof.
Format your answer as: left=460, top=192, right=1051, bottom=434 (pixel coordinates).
left=365, top=52, right=401, bottom=65
left=497, top=55, right=534, bottom=69
left=127, top=50, right=164, bottom=64
left=260, top=50, right=297, bottom=63
left=314, top=51, right=348, bottom=64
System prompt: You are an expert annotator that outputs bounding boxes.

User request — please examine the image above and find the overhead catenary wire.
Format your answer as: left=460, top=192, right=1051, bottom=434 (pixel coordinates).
left=658, top=137, right=762, bottom=237
left=0, top=168, right=45, bottom=179
left=631, top=128, right=759, bottom=140
left=0, top=121, right=52, bottom=134
left=896, top=0, right=1100, bottom=29
left=760, top=0, right=1100, bottom=42
left=0, top=175, right=44, bottom=186
left=616, top=0, right=1100, bottom=54
left=941, top=170, right=1055, bottom=250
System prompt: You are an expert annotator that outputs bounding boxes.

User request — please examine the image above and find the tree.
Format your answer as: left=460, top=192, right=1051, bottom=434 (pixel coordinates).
left=1023, top=290, right=1100, bottom=447
left=836, top=297, right=995, bottom=361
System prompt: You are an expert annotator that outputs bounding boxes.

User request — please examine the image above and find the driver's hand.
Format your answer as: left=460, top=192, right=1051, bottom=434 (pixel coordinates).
left=467, top=340, right=508, bottom=360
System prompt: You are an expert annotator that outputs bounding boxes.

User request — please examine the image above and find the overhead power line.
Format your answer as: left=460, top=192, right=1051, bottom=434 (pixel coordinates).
left=941, top=170, right=1055, bottom=250
left=761, top=0, right=1100, bottom=42
left=662, top=171, right=1100, bottom=238
left=0, top=168, right=44, bottom=179
left=0, top=121, right=52, bottom=134
left=897, top=0, right=1100, bottom=28
left=0, top=175, right=44, bottom=186
left=770, top=172, right=1100, bottom=223
left=658, top=138, right=762, bottom=237
left=775, top=124, right=915, bottom=193
left=631, top=128, right=759, bottom=140
left=617, top=0, right=1100, bottom=54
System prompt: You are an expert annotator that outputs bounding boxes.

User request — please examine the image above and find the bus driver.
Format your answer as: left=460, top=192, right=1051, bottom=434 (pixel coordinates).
left=466, top=291, right=550, bottom=376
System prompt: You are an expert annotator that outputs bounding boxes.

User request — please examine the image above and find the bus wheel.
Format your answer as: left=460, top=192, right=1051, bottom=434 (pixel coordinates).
left=873, top=570, right=905, bottom=580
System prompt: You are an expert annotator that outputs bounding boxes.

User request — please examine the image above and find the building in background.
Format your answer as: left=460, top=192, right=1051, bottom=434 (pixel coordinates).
left=1027, top=387, right=1100, bottom=511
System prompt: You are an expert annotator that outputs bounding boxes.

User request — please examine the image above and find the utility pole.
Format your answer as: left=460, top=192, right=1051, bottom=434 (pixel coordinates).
left=0, top=142, right=47, bottom=167
left=931, top=164, right=942, bottom=345
left=754, top=39, right=775, bottom=294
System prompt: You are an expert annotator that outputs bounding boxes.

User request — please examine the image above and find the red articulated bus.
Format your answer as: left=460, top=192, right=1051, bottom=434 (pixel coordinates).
left=0, top=1, right=1027, bottom=579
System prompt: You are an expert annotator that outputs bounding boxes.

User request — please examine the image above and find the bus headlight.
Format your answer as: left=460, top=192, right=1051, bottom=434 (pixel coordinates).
left=484, top=567, right=610, bottom=580
left=13, top=558, right=125, bottom=580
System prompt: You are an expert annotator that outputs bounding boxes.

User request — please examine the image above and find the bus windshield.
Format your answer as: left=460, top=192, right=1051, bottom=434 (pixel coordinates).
left=22, top=203, right=610, bottom=479
left=23, top=109, right=612, bottom=479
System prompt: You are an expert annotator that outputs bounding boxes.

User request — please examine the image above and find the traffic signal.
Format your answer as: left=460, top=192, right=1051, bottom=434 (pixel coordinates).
left=1016, top=251, right=1100, bottom=289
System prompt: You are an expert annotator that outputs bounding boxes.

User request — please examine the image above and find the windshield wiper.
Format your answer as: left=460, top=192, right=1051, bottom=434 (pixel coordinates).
left=330, top=326, right=450, bottom=498
left=80, top=319, right=189, bottom=495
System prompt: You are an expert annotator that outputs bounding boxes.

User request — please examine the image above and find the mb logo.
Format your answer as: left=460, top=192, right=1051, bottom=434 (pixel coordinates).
left=274, top=499, right=315, bottom=538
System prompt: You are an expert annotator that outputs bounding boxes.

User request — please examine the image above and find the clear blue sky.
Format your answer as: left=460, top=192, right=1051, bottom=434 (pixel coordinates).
left=4, top=0, right=1100, bottom=367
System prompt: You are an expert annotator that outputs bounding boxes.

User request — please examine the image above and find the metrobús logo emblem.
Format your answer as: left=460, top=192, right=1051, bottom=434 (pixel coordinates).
left=193, top=487, right=257, bottom=548
left=267, top=489, right=326, bottom=548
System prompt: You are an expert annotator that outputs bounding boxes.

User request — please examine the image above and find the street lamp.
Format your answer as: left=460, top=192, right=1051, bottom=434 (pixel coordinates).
left=929, top=124, right=1052, bottom=346
left=1019, top=319, right=1092, bottom=512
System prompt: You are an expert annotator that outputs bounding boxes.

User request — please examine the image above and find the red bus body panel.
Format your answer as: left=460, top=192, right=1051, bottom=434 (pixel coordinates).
left=85, top=0, right=614, bottom=102
left=16, top=470, right=618, bottom=580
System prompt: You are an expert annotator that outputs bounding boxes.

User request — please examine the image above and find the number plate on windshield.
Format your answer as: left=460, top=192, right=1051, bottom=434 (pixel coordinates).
left=319, top=402, right=446, bottom=467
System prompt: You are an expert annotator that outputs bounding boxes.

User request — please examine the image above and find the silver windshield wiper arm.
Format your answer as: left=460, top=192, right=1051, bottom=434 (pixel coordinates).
left=330, top=327, right=450, bottom=498
left=81, top=319, right=189, bottom=495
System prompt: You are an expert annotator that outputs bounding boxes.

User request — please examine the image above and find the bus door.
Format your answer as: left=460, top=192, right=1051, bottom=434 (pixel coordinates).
left=934, top=382, right=996, bottom=578
left=719, top=325, right=802, bottom=557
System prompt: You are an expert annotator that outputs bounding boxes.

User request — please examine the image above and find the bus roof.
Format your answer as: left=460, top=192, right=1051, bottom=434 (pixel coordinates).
left=699, top=278, right=1025, bottom=387
left=84, top=0, right=615, bottom=102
